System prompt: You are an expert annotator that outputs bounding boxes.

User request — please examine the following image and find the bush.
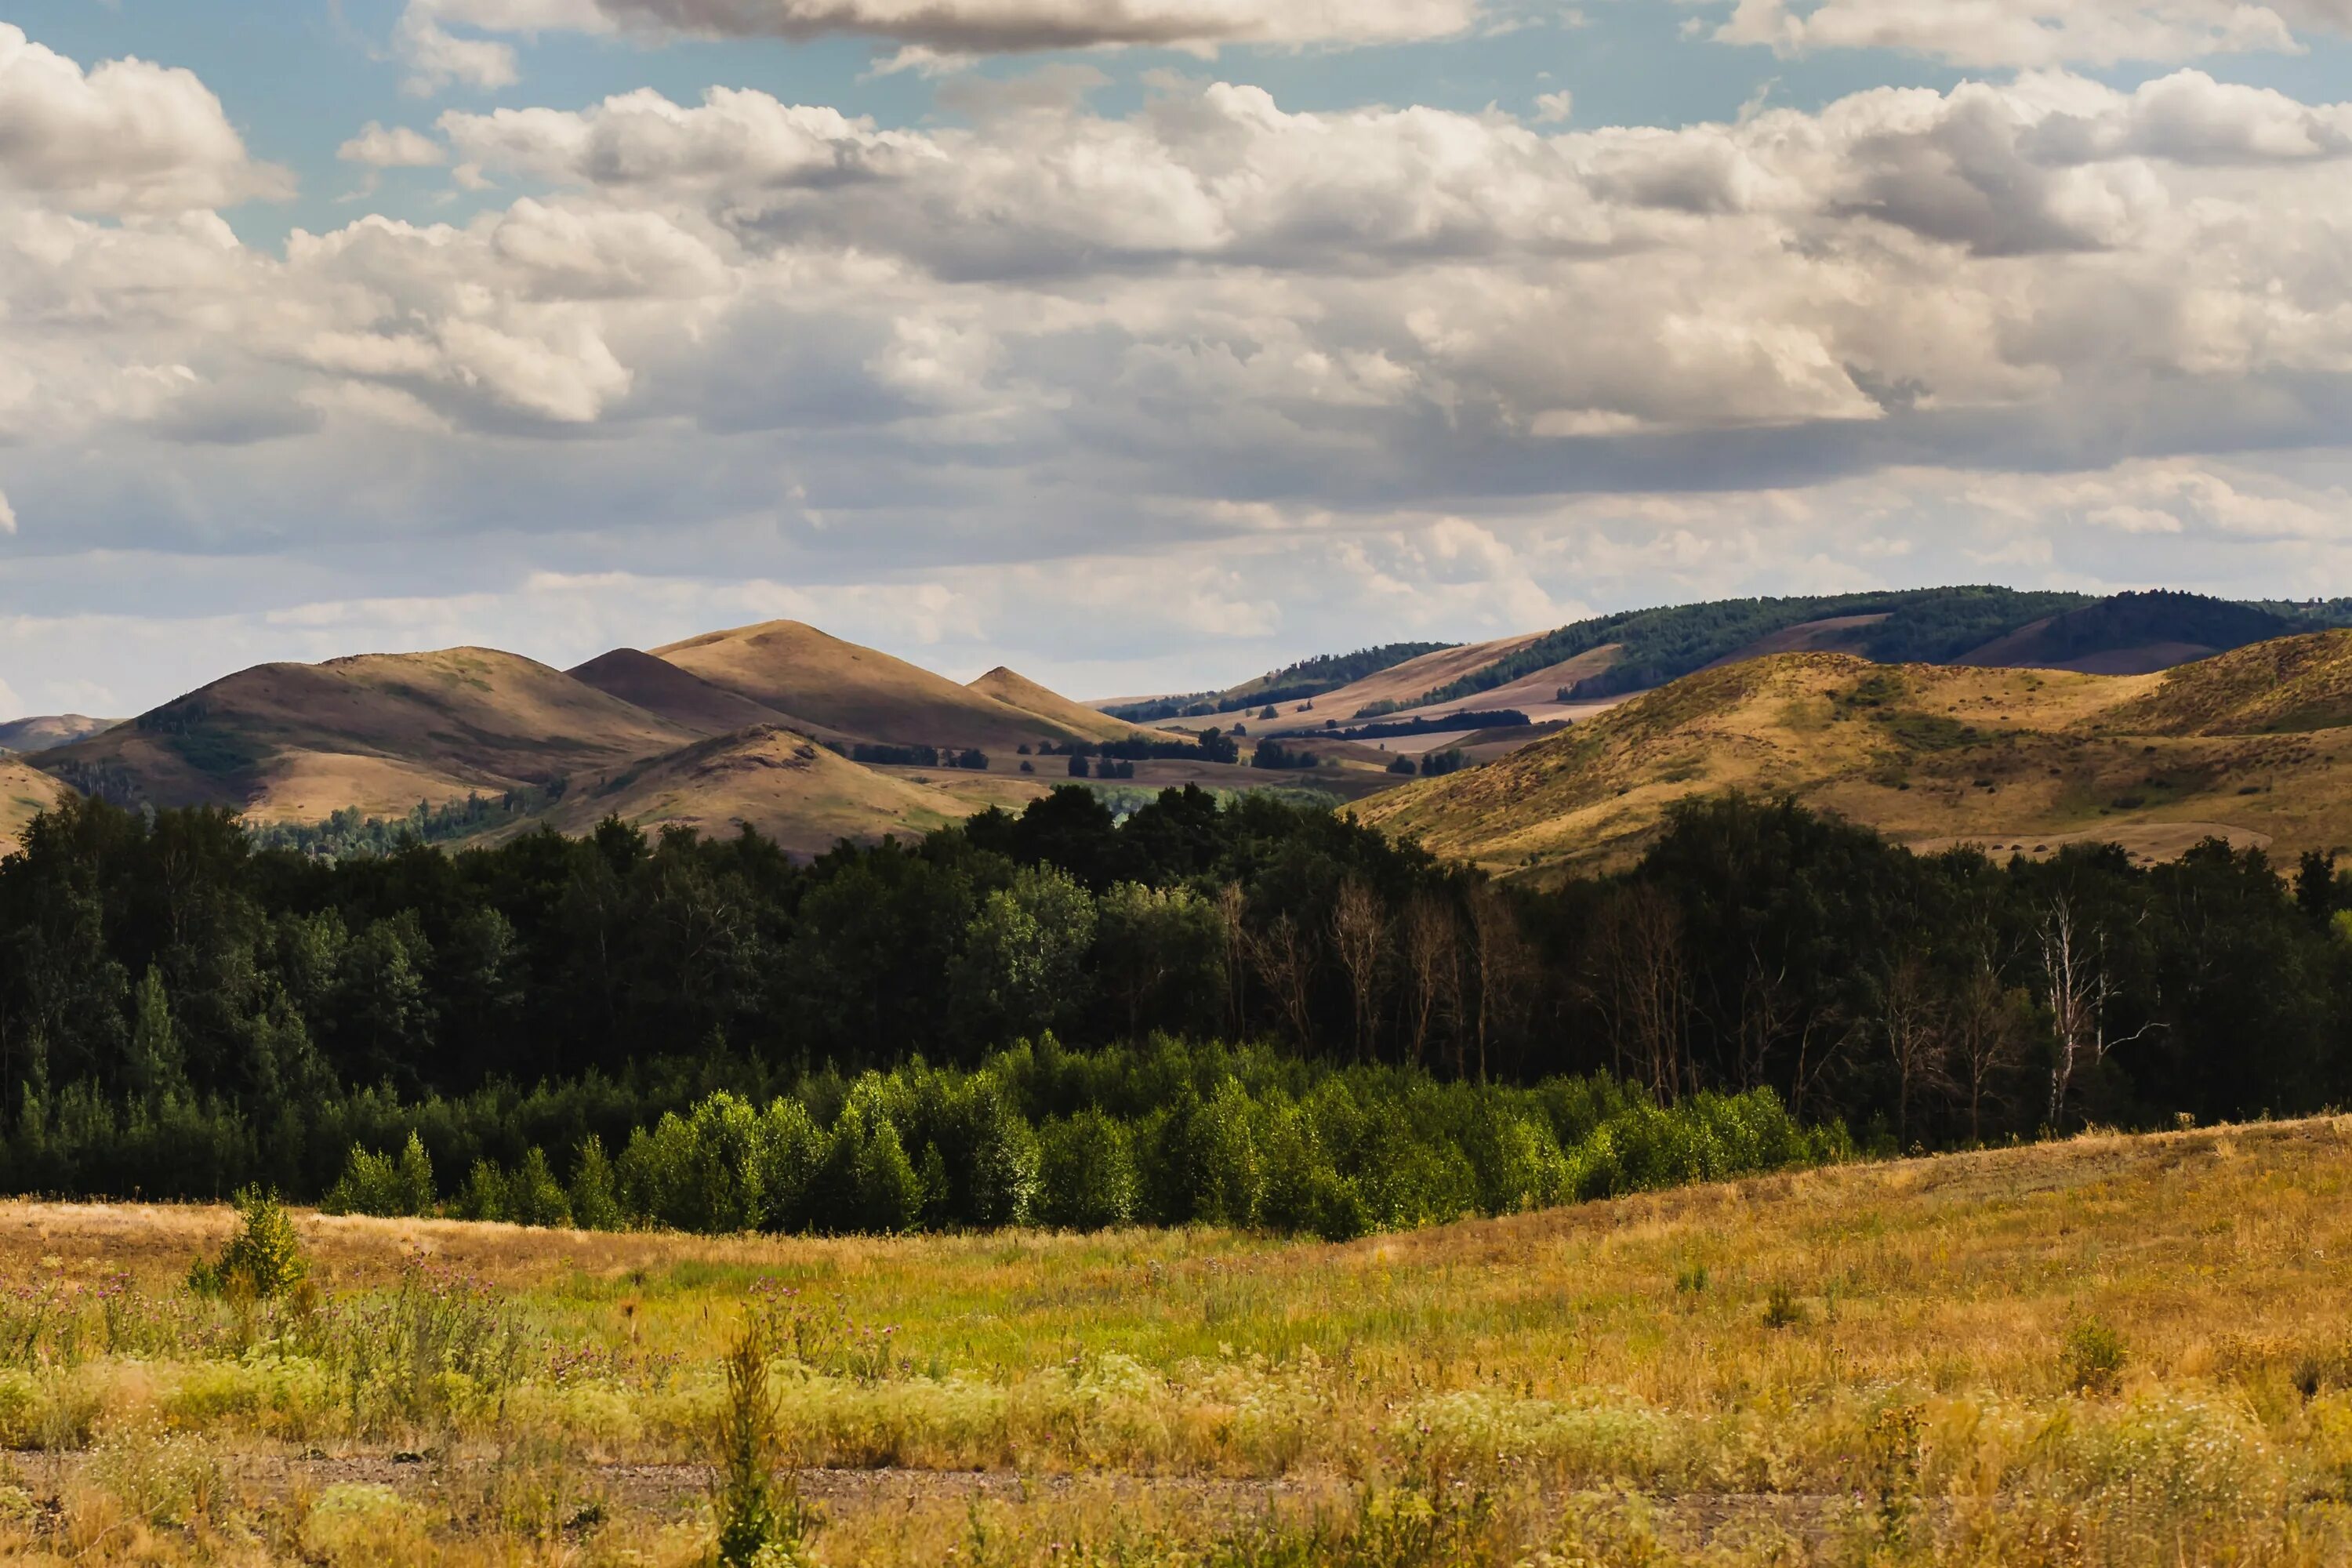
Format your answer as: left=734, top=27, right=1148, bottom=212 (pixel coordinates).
left=568, top=1135, right=622, bottom=1230
left=1035, top=1109, right=1137, bottom=1229
left=192, top=1188, right=307, bottom=1299
left=2064, top=1318, right=2129, bottom=1395
left=319, top=1131, right=437, bottom=1218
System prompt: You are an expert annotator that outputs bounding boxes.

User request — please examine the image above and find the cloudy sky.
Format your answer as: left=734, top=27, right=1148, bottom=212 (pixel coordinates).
left=5, top=1, right=2352, bottom=719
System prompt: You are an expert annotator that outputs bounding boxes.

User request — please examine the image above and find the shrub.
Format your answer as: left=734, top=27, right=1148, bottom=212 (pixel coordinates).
left=503, top=1146, right=572, bottom=1228
left=319, top=1131, right=437, bottom=1218
left=568, top=1135, right=622, bottom=1230
left=2064, top=1317, right=2129, bottom=1396
left=809, top=1084, right=922, bottom=1234
left=1035, top=1109, right=1137, bottom=1229
left=192, top=1188, right=307, bottom=1299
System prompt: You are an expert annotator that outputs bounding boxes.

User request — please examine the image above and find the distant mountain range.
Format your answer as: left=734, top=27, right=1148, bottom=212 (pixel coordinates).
left=8, top=588, right=2352, bottom=862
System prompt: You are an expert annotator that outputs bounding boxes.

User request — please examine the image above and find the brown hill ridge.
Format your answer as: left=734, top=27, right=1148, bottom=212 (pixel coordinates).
left=655, top=621, right=1085, bottom=752
left=38, top=648, right=699, bottom=822
left=566, top=648, right=808, bottom=739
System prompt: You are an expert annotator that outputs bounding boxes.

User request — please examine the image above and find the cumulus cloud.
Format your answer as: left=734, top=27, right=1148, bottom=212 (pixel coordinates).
left=396, top=8, right=521, bottom=95
left=0, top=488, right=15, bottom=536
left=338, top=122, right=448, bottom=168
left=0, top=24, right=291, bottom=212
left=1699, top=0, right=2352, bottom=67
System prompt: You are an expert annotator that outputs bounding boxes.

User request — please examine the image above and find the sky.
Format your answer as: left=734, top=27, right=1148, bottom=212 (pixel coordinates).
left=5, top=2, right=2352, bottom=718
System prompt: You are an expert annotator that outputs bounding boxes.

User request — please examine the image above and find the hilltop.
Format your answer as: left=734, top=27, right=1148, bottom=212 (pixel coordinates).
left=1363, top=631, right=2352, bottom=875
left=654, top=621, right=1096, bottom=753
left=968, top=666, right=1153, bottom=745
left=0, top=715, right=114, bottom=754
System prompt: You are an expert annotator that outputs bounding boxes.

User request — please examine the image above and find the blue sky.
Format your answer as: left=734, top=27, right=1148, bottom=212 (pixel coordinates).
left=4, top=0, right=2352, bottom=716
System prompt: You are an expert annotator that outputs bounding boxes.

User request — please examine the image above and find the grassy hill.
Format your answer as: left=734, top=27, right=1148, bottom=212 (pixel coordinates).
left=655, top=620, right=1089, bottom=752
left=0, top=761, right=71, bottom=856
left=1363, top=632, right=2352, bottom=875
left=521, top=724, right=971, bottom=855
left=33, top=648, right=700, bottom=822
left=565, top=647, right=808, bottom=738
left=968, top=666, right=1152, bottom=744
left=0, top=715, right=114, bottom=754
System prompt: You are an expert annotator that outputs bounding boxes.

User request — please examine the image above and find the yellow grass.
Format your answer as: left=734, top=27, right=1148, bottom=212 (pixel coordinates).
left=1363, top=637, right=2352, bottom=876
left=0, top=761, right=70, bottom=857
left=0, top=1120, right=2348, bottom=1562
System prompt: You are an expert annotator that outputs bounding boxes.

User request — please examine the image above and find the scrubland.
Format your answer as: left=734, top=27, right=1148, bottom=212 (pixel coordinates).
left=0, top=1118, right=2339, bottom=1563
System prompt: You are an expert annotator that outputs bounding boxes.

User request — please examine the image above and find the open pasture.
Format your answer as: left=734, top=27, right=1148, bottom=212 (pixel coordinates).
left=0, top=1120, right=2343, bottom=1562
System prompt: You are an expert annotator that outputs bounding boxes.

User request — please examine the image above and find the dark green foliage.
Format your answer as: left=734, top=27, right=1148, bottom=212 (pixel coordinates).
left=1035, top=1108, right=1137, bottom=1229
left=3, top=783, right=2350, bottom=1225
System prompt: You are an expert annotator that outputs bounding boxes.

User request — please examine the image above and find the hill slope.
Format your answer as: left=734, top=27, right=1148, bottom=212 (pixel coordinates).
left=654, top=621, right=1081, bottom=752
left=522, top=725, right=971, bottom=855
left=1364, top=633, right=2352, bottom=875
left=565, top=648, right=804, bottom=739
left=0, top=763, right=71, bottom=857
left=34, top=648, right=699, bottom=822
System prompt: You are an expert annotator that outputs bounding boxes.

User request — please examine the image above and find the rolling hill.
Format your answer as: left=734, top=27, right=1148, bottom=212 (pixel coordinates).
left=0, top=715, right=115, bottom=754
left=520, top=724, right=972, bottom=856
left=1220, top=589, right=2328, bottom=744
left=34, top=648, right=702, bottom=822
left=1362, top=631, right=2352, bottom=877
left=653, top=621, right=1091, bottom=752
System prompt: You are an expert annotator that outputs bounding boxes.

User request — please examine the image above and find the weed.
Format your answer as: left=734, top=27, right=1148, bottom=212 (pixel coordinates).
left=1761, top=1282, right=1807, bottom=1330
left=2063, top=1317, right=2129, bottom=1396
left=711, top=1321, right=819, bottom=1567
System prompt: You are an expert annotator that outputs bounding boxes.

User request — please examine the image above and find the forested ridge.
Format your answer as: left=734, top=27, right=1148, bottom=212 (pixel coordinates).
left=1, top=787, right=2348, bottom=1233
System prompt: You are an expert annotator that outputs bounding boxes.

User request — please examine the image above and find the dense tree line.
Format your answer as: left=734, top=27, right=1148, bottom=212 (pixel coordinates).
left=1, top=788, right=2348, bottom=1217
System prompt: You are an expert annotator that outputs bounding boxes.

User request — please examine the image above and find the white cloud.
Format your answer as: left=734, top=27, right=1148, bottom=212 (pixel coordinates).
left=1534, top=89, right=1574, bottom=124
left=0, top=488, right=15, bottom=536
left=13, top=18, right=2352, bottom=713
left=338, top=122, right=448, bottom=168
left=1700, top=0, right=2352, bottom=67
left=396, top=9, right=521, bottom=96
left=0, top=24, right=291, bottom=212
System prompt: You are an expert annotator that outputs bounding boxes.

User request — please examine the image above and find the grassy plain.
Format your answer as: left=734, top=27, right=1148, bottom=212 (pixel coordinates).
left=0, top=1120, right=2346, bottom=1563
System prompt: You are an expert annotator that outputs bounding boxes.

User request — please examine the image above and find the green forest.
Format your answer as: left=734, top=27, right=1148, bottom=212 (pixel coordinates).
left=3, top=787, right=2349, bottom=1236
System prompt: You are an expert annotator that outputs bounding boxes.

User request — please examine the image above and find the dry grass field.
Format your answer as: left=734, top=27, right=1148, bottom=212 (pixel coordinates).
left=0, top=1120, right=2347, bottom=1563
left=1364, top=633, right=2352, bottom=877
